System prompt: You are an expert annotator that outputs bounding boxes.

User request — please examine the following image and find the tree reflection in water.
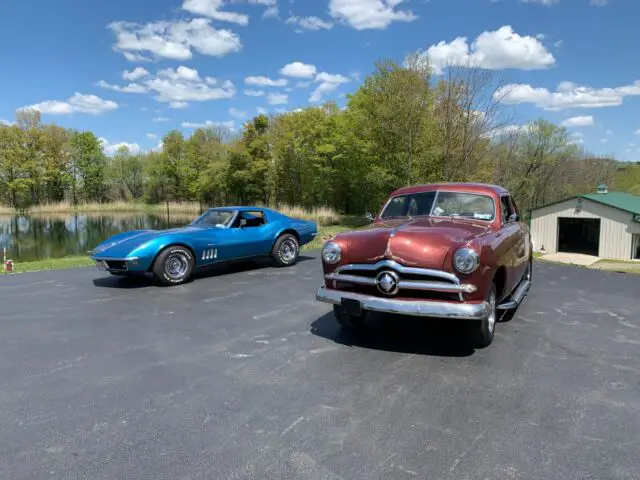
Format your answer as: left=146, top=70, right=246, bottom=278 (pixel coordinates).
left=0, top=213, right=191, bottom=262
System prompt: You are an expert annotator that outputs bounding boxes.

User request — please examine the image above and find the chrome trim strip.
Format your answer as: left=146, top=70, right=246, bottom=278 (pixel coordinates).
left=335, top=259, right=460, bottom=284
left=325, top=273, right=477, bottom=293
left=90, top=256, right=138, bottom=262
left=325, top=273, right=376, bottom=286
left=316, top=287, right=489, bottom=320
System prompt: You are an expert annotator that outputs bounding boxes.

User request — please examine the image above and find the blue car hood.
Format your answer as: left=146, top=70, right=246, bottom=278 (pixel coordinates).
left=93, top=225, right=206, bottom=257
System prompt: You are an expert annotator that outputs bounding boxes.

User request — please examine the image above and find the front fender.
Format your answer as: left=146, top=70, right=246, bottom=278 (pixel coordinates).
left=132, top=236, right=200, bottom=270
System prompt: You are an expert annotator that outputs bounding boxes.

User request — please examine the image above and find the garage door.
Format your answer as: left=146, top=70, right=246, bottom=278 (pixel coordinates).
left=557, top=218, right=601, bottom=256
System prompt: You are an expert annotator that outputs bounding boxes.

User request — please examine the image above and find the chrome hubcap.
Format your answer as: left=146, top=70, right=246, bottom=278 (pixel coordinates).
left=165, top=252, right=189, bottom=279
left=280, top=239, right=298, bottom=262
left=487, top=290, right=496, bottom=332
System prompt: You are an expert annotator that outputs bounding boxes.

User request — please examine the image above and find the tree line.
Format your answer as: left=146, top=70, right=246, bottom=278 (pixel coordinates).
left=0, top=55, right=621, bottom=217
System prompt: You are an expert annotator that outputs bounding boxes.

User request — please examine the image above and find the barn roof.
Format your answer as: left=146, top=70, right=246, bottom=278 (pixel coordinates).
left=531, top=191, right=640, bottom=216
left=579, top=192, right=640, bottom=215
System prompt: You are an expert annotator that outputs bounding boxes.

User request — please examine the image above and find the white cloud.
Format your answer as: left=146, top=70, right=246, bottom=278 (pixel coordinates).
left=181, top=119, right=236, bottom=130
left=486, top=123, right=533, bottom=138
left=267, top=93, right=288, bottom=105
left=123, top=67, right=150, bottom=81
left=286, top=16, right=333, bottom=31
left=256, top=107, right=268, bottom=114
left=561, top=116, right=594, bottom=127
left=153, top=117, right=170, bottom=122
left=108, top=18, right=242, bottom=61
left=635, top=129, right=640, bottom=136
left=19, top=93, right=118, bottom=116
left=425, top=25, right=555, bottom=74
left=590, top=0, right=610, bottom=5
left=244, top=89, right=266, bottom=96
left=280, top=62, right=317, bottom=78
left=97, top=66, right=236, bottom=108
left=495, top=80, right=640, bottom=110
left=245, top=76, right=288, bottom=87
left=229, top=107, right=247, bottom=118
left=169, top=101, right=189, bottom=109
left=329, top=0, right=417, bottom=30
left=606, top=129, right=614, bottom=136
left=181, top=0, right=249, bottom=25
left=100, top=137, right=141, bottom=155
left=123, top=52, right=153, bottom=63
left=146, top=133, right=158, bottom=139
left=309, top=72, right=350, bottom=103
left=0, top=119, right=14, bottom=125
left=96, top=80, right=148, bottom=93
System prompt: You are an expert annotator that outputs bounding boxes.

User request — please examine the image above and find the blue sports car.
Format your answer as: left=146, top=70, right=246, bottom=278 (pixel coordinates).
left=90, top=206, right=318, bottom=286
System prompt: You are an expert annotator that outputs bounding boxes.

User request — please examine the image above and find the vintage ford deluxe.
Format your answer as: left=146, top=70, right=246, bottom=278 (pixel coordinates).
left=316, top=183, right=533, bottom=347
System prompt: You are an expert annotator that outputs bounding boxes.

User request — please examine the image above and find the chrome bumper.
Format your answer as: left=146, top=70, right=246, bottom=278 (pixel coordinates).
left=316, top=286, right=489, bottom=320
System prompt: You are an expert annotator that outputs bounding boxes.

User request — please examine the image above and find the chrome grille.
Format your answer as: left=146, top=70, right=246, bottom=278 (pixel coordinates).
left=326, top=259, right=475, bottom=300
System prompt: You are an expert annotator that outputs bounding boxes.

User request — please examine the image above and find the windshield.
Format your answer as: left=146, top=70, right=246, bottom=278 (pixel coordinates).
left=191, top=209, right=235, bottom=227
left=379, top=190, right=496, bottom=221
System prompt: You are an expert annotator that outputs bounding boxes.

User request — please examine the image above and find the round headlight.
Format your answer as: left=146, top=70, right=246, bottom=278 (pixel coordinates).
left=453, top=248, right=480, bottom=274
left=322, top=241, right=342, bottom=264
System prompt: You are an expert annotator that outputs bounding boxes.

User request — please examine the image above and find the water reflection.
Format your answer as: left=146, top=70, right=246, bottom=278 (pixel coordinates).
left=0, top=213, right=193, bottom=262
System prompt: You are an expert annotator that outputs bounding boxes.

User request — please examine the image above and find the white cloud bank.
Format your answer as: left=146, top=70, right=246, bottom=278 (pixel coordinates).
left=96, top=66, right=236, bottom=108
left=329, top=0, right=417, bottom=30
left=561, top=116, right=594, bottom=127
left=108, top=18, right=242, bottom=62
left=19, top=93, right=118, bottom=116
left=425, top=25, right=555, bottom=74
left=495, top=80, right=640, bottom=110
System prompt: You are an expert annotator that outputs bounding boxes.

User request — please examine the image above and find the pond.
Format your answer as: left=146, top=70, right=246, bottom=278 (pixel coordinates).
left=0, top=213, right=195, bottom=263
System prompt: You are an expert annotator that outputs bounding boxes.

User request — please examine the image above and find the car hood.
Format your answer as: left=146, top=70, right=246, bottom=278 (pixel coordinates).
left=93, top=225, right=207, bottom=257
left=338, top=217, right=491, bottom=269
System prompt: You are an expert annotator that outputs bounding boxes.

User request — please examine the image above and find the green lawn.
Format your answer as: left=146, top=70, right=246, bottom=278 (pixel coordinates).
left=1, top=255, right=96, bottom=274
left=1, top=225, right=353, bottom=275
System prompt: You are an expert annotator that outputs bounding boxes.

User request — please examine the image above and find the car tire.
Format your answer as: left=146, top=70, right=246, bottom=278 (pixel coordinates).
left=471, top=282, right=497, bottom=348
left=152, top=245, right=195, bottom=286
left=271, top=233, right=299, bottom=267
left=333, top=305, right=366, bottom=330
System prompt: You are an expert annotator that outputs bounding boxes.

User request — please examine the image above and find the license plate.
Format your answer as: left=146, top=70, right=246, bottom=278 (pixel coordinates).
left=341, top=298, right=362, bottom=316
left=96, top=261, right=107, bottom=271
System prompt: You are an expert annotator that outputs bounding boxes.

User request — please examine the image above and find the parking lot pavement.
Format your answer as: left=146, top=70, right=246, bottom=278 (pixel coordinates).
left=1, top=255, right=639, bottom=480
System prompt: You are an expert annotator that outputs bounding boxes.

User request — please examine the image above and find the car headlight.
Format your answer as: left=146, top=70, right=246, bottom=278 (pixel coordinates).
left=322, top=241, right=342, bottom=264
left=453, top=248, right=480, bottom=274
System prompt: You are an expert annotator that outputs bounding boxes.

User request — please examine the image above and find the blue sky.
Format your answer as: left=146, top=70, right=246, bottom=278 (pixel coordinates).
left=1, top=0, right=639, bottom=160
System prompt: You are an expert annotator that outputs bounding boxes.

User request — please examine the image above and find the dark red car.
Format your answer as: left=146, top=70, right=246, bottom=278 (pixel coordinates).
left=315, top=183, right=533, bottom=347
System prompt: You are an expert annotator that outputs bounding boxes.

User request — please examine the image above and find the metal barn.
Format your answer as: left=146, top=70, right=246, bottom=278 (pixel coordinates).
left=530, top=186, right=640, bottom=260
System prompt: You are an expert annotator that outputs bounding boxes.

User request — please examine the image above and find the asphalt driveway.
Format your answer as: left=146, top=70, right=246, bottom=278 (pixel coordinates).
left=0, top=254, right=639, bottom=479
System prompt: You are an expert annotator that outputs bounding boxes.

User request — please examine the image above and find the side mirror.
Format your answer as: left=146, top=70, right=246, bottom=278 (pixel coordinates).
left=239, top=219, right=247, bottom=228
left=365, top=212, right=374, bottom=221
left=508, top=213, right=520, bottom=223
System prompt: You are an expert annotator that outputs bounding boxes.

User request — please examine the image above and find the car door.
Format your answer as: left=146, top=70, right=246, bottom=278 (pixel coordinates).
left=216, top=211, right=272, bottom=260
left=497, top=194, right=524, bottom=294
left=509, top=195, right=530, bottom=277
left=503, top=195, right=528, bottom=288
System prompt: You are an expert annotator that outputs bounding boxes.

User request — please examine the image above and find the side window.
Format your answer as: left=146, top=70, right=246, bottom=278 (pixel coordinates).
left=509, top=196, right=520, bottom=217
left=500, top=196, right=515, bottom=225
left=242, top=211, right=266, bottom=228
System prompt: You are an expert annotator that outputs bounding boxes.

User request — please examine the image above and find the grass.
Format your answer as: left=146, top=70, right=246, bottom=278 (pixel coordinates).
left=1, top=255, right=95, bottom=274
left=0, top=201, right=345, bottom=226
left=1, top=225, right=354, bottom=275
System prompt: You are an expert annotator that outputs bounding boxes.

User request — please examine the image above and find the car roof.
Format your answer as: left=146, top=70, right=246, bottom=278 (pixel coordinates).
left=388, top=182, right=509, bottom=197
left=208, top=206, right=267, bottom=211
